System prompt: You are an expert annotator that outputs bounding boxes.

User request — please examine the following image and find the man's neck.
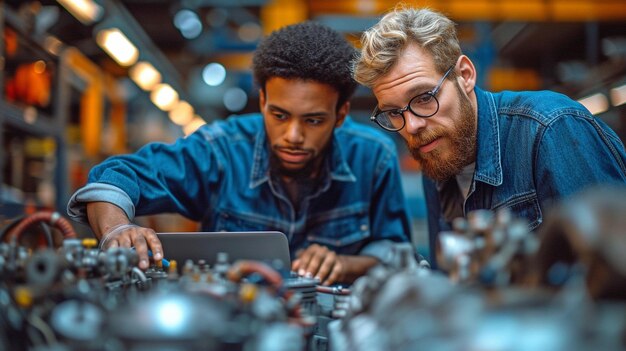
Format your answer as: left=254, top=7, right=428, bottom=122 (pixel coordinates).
left=274, top=155, right=327, bottom=212
left=279, top=156, right=323, bottom=183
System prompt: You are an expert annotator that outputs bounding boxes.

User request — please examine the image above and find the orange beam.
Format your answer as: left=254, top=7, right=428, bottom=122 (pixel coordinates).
left=104, top=75, right=127, bottom=155
left=212, top=53, right=254, bottom=71
left=261, top=0, right=308, bottom=34
left=64, top=48, right=104, bottom=158
left=488, top=68, right=541, bottom=92
left=550, top=1, right=626, bottom=21
left=308, top=0, right=626, bottom=21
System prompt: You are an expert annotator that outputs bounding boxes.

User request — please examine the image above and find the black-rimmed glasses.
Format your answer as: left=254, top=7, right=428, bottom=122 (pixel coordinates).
left=370, top=66, right=455, bottom=132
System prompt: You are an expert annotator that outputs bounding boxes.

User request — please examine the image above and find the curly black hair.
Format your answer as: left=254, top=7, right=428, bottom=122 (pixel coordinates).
left=252, top=21, right=358, bottom=109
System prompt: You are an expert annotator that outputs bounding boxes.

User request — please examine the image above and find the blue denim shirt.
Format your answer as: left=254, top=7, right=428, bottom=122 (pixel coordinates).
left=68, top=114, right=411, bottom=262
left=424, top=87, right=626, bottom=266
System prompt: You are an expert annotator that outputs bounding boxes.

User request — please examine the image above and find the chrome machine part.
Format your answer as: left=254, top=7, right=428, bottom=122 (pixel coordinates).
left=50, top=300, right=104, bottom=341
left=532, top=185, right=626, bottom=299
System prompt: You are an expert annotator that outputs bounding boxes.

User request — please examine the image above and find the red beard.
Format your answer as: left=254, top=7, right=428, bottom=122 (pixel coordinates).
left=406, top=82, right=477, bottom=181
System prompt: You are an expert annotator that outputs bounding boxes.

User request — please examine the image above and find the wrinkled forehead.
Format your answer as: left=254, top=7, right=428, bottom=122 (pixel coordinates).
left=372, top=44, right=438, bottom=94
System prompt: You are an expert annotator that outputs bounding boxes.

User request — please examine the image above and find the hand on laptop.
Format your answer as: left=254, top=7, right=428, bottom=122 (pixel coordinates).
left=292, top=244, right=381, bottom=286
left=292, top=244, right=344, bottom=285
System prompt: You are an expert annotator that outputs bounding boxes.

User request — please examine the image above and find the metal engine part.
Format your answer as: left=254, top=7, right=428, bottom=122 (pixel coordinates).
left=0, top=219, right=316, bottom=351
left=330, top=199, right=626, bottom=351
left=531, top=185, right=626, bottom=299
left=437, top=207, right=537, bottom=285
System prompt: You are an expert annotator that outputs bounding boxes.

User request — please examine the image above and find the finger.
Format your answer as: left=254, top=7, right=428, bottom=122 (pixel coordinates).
left=117, top=234, right=133, bottom=248
left=291, top=258, right=301, bottom=272
left=323, top=261, right=343, bottom=286
left=315, top=251, right=336, bottom=282
left=144, top=230, right=163, bottom=260
left=304, top=246, right=328, bottom=277
left=131, top=232, right=150, bottom=270
left=106, top=239, right=119, bottom=249
left=296, top=246, right=318, bottom=276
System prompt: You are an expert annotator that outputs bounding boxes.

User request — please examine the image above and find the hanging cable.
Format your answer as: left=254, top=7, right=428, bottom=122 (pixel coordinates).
left=7, top=212, right=77, bottom=244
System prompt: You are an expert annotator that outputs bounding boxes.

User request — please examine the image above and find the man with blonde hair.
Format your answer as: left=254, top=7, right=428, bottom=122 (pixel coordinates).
left=353, top=7, right=626, bottom=267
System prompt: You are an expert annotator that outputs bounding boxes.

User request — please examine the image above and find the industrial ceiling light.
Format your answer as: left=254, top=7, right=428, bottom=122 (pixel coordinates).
left=202, top=63, right=226, bottom=86
left=183, top=116, right=206, bottom=136
left=174, top=9, right=203, bottom=39
left=43, top=35, right=63, bottom=55
left=57, top=0, right=103, bottom=25
left=578, top=93, right=609, bottom=115
left=130, top=61, right=162, bottom=91
left=96, top=28, right=139, bottom=67
left=168, top=100, right=194, bottom=126
left=223, top=87, right=247, bottom=112
left=610, top=84, right=626, bottom=107
left=151, top=83, right=179, bottom=111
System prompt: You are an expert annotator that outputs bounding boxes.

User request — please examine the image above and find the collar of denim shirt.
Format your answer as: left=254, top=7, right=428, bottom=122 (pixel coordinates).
left=473, top=86, right=503, bottom=187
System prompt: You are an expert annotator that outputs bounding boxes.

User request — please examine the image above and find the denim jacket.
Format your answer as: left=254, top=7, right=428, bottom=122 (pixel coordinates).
left=424, top=87, right=626, bottom=265
left=68, top=114, right=411, bottom=262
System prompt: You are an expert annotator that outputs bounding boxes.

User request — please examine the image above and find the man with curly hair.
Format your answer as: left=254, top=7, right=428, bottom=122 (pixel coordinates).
left=68, top=22, right=411, bottom=285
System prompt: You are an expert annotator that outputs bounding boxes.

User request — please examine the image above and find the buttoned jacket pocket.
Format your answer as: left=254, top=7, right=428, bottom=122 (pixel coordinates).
left=306, top=204, right=371, bottom=250
left=214, top=209, right=279, bottom=232
left=494, top=192, right=542, bottom=230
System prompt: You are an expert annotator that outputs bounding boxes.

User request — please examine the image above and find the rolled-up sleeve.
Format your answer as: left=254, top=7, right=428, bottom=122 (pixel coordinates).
left=67, top=183, right=135, bottom=224
left=359, top=239, right=397, bottom=264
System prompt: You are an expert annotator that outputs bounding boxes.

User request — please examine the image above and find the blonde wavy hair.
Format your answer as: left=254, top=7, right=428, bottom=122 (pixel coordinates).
left=353, top=7, right=461, bottom=88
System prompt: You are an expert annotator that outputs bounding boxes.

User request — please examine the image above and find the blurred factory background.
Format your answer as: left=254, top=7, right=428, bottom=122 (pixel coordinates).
left=1, top=0, right=625, bottom=251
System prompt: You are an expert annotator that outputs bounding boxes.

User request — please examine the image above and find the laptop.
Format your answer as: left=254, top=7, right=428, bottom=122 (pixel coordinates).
left=156, top=231, right=291, bottom=268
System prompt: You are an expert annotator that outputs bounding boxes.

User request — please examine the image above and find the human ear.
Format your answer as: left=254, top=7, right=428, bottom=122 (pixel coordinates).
left=335, top=101, right=350, bottom=127
left=456, top=55, right=477, bottom=93
left=258, top=88, right=266, bottom=110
